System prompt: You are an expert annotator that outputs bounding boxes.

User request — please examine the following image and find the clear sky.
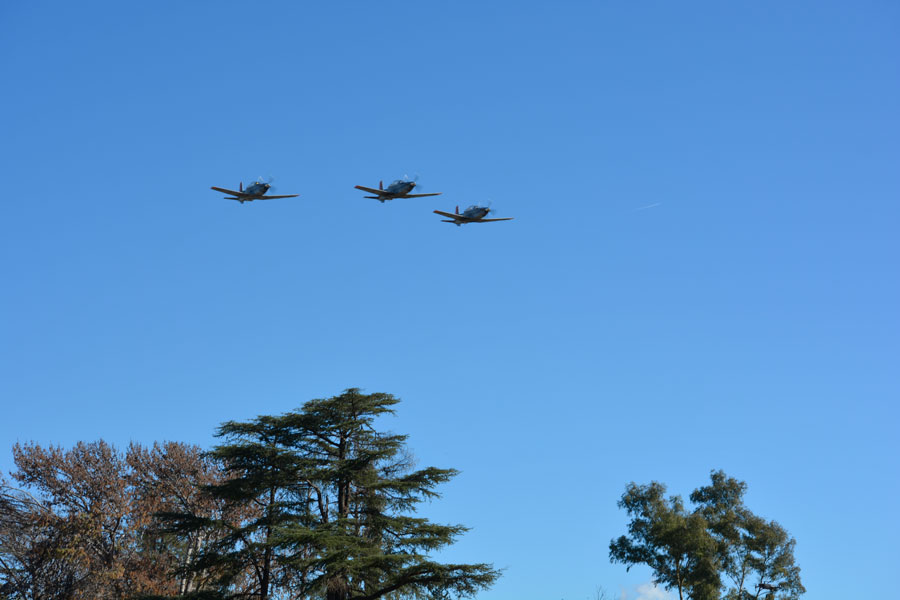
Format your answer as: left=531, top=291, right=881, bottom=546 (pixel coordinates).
left=1, top=2, right=898, bottom=599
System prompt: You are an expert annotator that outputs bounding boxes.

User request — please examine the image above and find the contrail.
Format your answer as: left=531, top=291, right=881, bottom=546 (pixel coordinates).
left=634, top=202, right=661, bottom=211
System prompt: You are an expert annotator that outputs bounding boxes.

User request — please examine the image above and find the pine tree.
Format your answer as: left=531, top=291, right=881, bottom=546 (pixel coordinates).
left=275, top=389, right=499, bottom=600
left=157, top=414, right=307, bottom=599
left=160, top=389, right=499, bottom=600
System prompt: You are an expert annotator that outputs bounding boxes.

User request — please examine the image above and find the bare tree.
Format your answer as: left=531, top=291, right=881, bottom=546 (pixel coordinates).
left=0, top=441, right=227, bottom=599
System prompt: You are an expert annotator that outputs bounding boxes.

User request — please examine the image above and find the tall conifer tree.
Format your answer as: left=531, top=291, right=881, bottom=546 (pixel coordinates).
left=161, top=389, right=499, bottom=600
left=276, top=389, right=499, bottom=600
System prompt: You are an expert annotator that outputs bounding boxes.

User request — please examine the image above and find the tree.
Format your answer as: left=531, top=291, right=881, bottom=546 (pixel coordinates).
left=0, top=474, right=79, bottom=599
left=165, top=388, right=500, bottom=600
left=690, top=472, right=804, bottom=600
left=159, top=414, right=304, bottom=599
left=609, top=472, right=804, bottom=600
left=609, top=482, right=719, bottom=600
left=5, top=440, right=138, bottom=599
left=279, top=389, right=500, bottom=600
left=127, top=441, right=231, bottom=596
left=0, top=440, right=224, bottom=599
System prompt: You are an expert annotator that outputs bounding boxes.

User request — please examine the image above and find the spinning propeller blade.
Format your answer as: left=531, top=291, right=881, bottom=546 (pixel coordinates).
left=403, top=173, right=424, bottom=190
left=257, top=175, right=276, bottom=193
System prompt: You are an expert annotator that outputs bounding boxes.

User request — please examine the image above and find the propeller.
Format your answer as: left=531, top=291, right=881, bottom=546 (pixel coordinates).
left=256, top=175, right=276, bottom=192
left=403, top=173, right=423, bottom=190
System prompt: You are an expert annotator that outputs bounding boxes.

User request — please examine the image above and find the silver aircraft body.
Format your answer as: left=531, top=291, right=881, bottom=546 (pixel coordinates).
left=210, top=181, right=299, bottom=204
left=433, top=205, right=514, bottom=226
left=354, top=179, right=441, bottom=202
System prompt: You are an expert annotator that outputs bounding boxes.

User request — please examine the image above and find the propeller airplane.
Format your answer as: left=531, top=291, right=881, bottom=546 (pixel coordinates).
left=210, top=179, right=299, bottom=204
left=433, top=205, right=514, bottom=226
left=354, top=177, right=441, bottom=202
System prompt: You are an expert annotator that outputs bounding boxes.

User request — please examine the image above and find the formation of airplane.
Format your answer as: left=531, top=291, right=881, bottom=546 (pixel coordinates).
left=211, top=175, right=515, bottom=225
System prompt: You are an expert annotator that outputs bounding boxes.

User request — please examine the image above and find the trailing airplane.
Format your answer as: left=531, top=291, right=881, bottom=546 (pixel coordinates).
left=433, top=205, right=514, bottom=226
left=210, top=179, right=299, bottom=204
left=354, top=177, right=441, bottom=202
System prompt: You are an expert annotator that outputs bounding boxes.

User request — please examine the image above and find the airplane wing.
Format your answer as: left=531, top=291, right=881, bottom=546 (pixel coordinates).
left=402, top=192, right=442, bottom=198
left=477, top=217, right=514, bottom=222
left=433, top=210, right=461, bottom=220
left=211, top=186, right=247, bottom=197
left=355, top=185, right=385, bottom=196
left=255, top=194, right=300, bottom=200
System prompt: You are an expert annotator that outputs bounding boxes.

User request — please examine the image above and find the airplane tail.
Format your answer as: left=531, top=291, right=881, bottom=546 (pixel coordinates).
left=379, top=180, right=383, bottom=190
left=240, top=182, right=243, bottom=192
left=455, top=205, right=459, bottom=214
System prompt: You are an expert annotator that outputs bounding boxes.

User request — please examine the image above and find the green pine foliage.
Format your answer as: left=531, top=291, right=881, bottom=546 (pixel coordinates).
left=157, top=389, right=499, bottom=600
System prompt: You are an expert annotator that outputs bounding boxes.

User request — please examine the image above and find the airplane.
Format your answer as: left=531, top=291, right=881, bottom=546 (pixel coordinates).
left=433, top=205, right=514, bottom=226
left=354, top=178, right=441, bottom=202
left=210, top=180, right=299, bottom=204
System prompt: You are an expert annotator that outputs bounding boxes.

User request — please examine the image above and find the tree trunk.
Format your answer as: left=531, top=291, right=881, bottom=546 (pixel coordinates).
left=327, top=575, right=349, bottom=600
left=260, top=485, right=276, bottom=600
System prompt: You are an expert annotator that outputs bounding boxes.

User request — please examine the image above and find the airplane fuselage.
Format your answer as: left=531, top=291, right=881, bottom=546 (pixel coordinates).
left=460, top=206, right=490, bottom=220
left=242, top=182, right=270, bottom=197
left=381, top=180, right=416, bottom=198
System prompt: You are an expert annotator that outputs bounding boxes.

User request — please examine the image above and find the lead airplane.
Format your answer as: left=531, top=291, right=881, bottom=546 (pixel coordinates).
left=433, top=205, right=514, bottom=226
left=210, top=180, right=299, bottom=204
left=354, top=178, right=441, bottom=202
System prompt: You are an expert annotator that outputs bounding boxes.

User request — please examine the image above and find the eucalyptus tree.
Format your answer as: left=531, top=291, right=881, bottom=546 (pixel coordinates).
left=610, top=472, right=804, bottom=600
left=691, top=472, right=804, bottom=600
left=609, top=481, right=719, bottom=600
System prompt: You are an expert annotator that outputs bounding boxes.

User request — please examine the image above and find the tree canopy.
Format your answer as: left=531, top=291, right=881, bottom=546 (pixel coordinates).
left=160, top=388, right=500, bottom=600
left=610, top=471, right=804, bottom=600
left=0, top=441, right=222, bottom=599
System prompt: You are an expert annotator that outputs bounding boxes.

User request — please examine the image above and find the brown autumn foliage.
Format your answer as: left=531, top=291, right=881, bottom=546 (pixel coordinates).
left=0, top=440, right=225, bottom=600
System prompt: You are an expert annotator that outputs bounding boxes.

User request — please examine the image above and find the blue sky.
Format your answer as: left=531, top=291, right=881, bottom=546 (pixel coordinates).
left=1, top=2, right=898, bottom=599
